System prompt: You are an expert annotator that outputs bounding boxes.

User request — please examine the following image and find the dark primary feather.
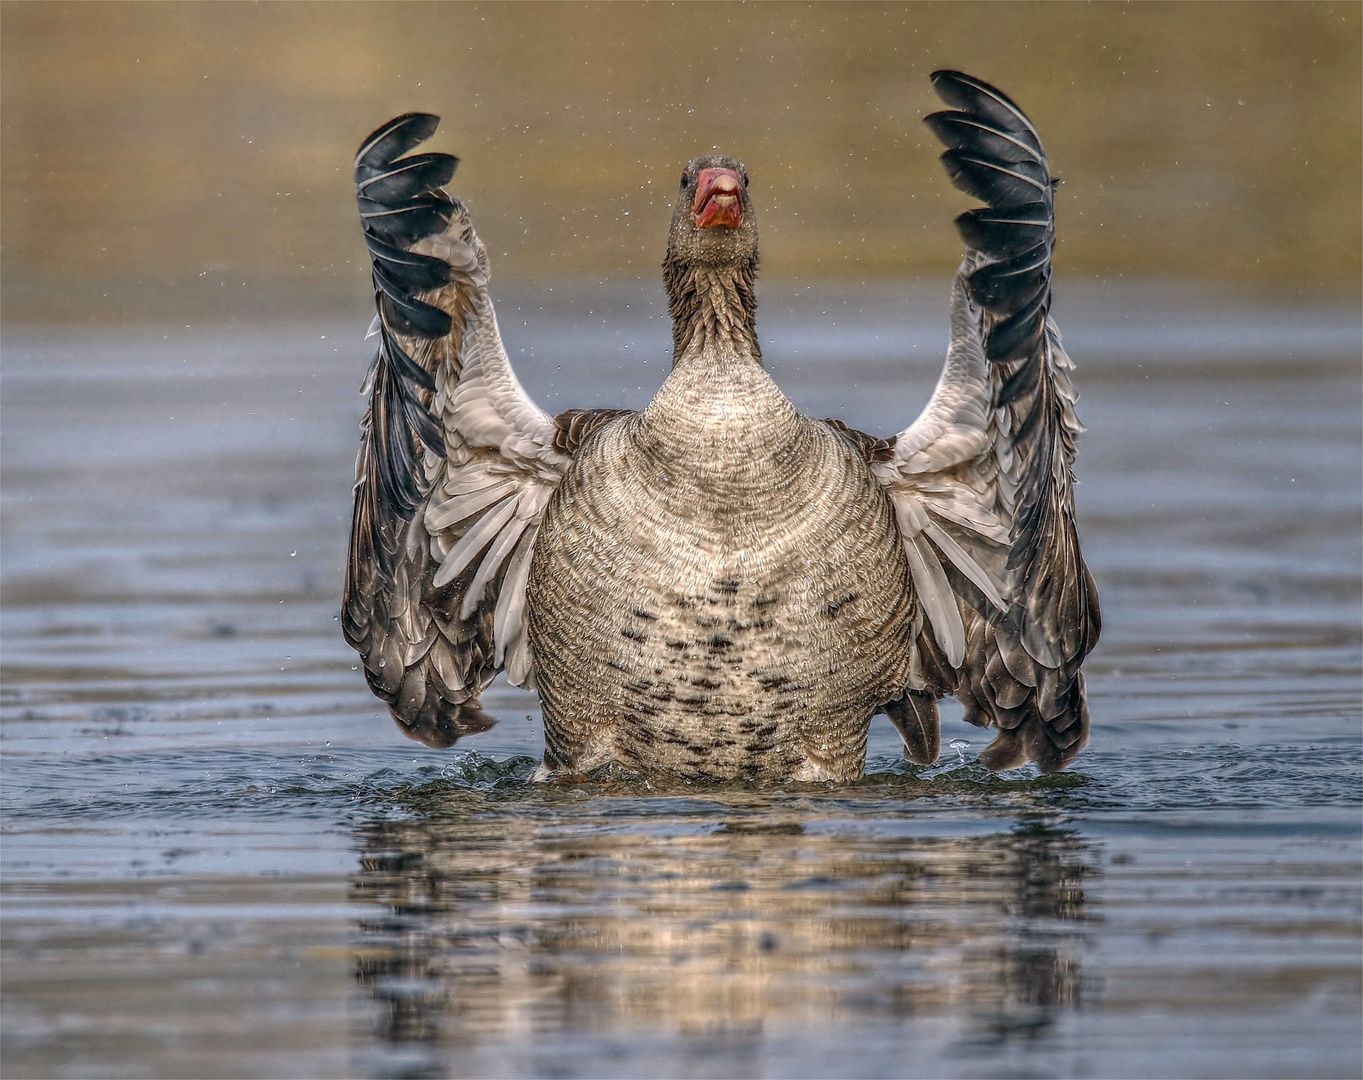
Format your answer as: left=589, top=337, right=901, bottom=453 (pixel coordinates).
left=927, top=69, right=1054, bottom=364
left=357, top=152, right=457, bottom=203
left=362, top=234, right=452, bottom=293
left=968, top=246, right=1052, bottom=315
left=353, top=113, right=454, bottom=536
left=924, top=70, right=1100, bottom=773
left=375, top=271, right=454, bottom=339
left=937, top=150, right=1049, bottom=207
left=986, top=290, right=1050, bottom=363
left=354, top=113, right=443, bottom=179
left=382, top=332, right=436, bottom=391
left=923, top=112, right=1039, bottom=165
left=954, top=202, right=1050, bottom=259
left=927, top=71, right=1044, bottom=155
left=358, top=193, right=457, bottom=249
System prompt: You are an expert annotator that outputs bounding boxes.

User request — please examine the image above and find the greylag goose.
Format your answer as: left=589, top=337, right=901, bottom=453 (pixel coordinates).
left=342, top=70, right=1100, bottom=780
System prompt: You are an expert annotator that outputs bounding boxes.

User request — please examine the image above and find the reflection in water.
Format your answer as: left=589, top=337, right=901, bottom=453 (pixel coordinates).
left=350, top=795, right=1094, bottom=1075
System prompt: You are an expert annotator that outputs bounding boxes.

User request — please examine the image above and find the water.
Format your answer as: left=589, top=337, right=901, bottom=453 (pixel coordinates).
left=3, top=283, right=1360, bottom=1078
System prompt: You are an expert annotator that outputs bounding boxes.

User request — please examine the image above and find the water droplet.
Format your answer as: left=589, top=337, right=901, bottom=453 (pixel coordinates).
left=290, top=551, right=296, bottom=557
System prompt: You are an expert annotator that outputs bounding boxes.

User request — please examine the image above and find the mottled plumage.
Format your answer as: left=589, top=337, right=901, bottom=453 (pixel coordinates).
left=342, top=71, right=1100, bottom=778
left=529, top=316, right=917, bottom=782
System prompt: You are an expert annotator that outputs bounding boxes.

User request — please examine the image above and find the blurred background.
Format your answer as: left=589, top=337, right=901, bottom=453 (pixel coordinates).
left=2, top=0, right=1360, bottom=322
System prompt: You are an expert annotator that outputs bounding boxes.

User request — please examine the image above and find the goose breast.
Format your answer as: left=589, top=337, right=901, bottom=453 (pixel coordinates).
left=527, top=359, right=917, bottom=781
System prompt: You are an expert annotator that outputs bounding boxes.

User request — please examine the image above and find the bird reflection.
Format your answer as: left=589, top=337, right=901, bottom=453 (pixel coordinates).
left=349, top=793, right=1094, bottom=1076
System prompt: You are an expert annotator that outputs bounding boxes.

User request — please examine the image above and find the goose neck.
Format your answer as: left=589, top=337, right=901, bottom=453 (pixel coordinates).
left=665, top=261, right=761, bottom=369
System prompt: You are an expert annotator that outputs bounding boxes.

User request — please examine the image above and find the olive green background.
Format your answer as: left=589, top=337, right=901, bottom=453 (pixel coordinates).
left=2, top=1, right=1359, bottom=321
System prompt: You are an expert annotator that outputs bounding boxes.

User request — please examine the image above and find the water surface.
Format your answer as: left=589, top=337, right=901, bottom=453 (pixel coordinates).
left=3, top=284, right=1360, bottom=1078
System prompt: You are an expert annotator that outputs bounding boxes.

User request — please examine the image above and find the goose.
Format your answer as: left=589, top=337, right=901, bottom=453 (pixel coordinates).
left=342, top=70, right=1100, bottom=781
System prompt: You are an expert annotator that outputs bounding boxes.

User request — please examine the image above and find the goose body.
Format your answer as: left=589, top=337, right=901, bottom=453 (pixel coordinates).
left=530, top=318, right=915, bottom=780
left=342, top=71, right=1101, bottom=780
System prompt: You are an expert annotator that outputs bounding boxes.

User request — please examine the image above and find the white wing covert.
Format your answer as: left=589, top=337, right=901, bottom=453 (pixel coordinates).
left=342, top=114, right=577, bottom=748
left=877, top=71, right=1101, bottom=773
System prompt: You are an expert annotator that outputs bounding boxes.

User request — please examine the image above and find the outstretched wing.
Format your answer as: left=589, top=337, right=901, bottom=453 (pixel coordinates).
left=342, top=114, right=587, bottom=749
left=875, top=71, right=1100, bottom=772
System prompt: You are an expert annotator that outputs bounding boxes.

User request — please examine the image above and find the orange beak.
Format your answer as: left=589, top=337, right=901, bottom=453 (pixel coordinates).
left=692, top=167, right=744, bottom=229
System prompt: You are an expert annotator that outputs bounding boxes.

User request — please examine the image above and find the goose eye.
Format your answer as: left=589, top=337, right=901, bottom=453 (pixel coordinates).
left=680, top=172, right=690, bottom=188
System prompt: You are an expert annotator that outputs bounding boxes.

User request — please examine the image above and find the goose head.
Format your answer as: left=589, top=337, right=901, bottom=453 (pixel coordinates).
left=665, top=153, right=758, bottom=271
